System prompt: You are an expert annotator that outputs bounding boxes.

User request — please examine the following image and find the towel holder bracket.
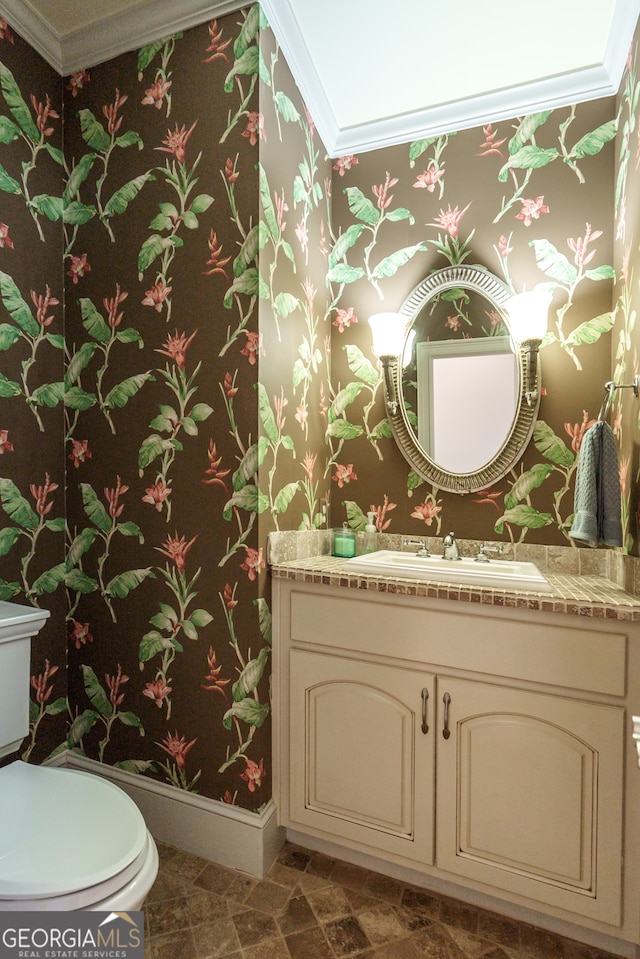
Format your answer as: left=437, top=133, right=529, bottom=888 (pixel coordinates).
left=598, top=375, right=639, bottom=422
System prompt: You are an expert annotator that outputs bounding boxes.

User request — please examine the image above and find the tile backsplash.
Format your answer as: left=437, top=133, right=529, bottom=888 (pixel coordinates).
left=267, top=530, right=640, bottom=597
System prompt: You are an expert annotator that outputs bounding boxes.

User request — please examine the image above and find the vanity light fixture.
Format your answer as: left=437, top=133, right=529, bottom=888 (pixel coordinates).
left=369, top=312, right=408, bottom=415
left=506, top=288, right=552, bottom=406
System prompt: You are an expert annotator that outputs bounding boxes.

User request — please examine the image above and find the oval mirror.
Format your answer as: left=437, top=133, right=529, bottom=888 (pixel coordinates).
left=387, top=265, right=540, bottom=494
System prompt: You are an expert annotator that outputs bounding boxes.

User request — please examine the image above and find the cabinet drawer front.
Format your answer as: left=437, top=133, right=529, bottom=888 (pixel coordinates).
left=288, top=589, right=626, bottom=694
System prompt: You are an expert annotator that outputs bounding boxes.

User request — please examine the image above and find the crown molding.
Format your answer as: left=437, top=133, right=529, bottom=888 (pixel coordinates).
left=0, top=0, right=637, bottom=156
left=262, top=0, right=640, bottom=157
left=330, top=63, right=622, bottom=157
left=603, top=0, right=640, bottom=90
left=259, top=0, right=339, bottom=157
left=0, top=0, right=64, bottom=71
left=0, top=0, right=245, bottom=75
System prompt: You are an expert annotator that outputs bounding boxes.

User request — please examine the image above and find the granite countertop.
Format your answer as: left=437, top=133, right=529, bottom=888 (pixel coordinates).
left=270, top=553, right=640, bottom=622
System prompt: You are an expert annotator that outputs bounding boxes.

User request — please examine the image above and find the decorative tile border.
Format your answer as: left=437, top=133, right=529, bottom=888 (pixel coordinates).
left=268, top=532, right=640, bottom=621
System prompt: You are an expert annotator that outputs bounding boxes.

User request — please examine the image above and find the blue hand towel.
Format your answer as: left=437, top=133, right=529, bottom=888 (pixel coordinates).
left=570, top=421, right=622, bottom=548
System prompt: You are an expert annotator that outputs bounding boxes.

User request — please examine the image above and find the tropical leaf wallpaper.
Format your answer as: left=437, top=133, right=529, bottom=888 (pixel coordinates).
left=1, top=5, right=640, bottom=808
left=326, top=109, right=620, bottom=545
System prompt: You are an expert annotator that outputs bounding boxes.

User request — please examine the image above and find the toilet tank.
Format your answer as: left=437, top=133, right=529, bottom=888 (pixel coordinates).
left=0, top=602, right=50, bottom=760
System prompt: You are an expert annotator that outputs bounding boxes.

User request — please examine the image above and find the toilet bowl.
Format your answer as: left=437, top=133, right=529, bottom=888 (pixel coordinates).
left=0, top=602, right=159, bottom=913
left=0, top=761, right=159, bottom=911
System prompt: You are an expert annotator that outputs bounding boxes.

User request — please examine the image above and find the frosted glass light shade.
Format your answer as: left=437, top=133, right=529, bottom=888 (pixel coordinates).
left=506, top=289, right=552, bottom=342
left=368, top=312, right=406, bottom=357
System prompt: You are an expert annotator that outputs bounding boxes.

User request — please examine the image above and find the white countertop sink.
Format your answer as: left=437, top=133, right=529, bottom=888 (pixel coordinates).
left=343, top=549, right=553, bottom=593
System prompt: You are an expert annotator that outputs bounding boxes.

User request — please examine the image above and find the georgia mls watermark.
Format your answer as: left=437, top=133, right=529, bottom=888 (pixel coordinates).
left=0, top=912, right=144, bottom=959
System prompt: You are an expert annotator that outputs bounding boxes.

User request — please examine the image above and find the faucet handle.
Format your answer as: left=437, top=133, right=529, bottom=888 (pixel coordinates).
left=475, top=542, right=502, bottom=563
left=475, top=543, right=489, bottom=563
left=403, top=537, right=430, bottom=557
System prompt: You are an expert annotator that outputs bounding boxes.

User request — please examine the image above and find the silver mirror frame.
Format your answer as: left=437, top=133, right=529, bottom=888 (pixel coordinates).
left=386, top=265, right=541, bottom=495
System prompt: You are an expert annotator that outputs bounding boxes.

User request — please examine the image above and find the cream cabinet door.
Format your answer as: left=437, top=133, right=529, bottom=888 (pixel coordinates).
left=436, top=676, right=624, bottom=925
left=289, top=649, right=435, bottom=864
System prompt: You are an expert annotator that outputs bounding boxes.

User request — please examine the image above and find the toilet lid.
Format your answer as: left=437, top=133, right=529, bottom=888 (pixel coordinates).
left=0, top=762, right=147, bottom=899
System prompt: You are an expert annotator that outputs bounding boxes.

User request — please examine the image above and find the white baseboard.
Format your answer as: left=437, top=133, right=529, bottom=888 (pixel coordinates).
left=61, top=751, right=284, bottom=879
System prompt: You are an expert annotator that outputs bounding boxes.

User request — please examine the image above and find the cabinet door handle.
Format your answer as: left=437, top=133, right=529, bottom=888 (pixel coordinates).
left=633, top=716, right=640, bottom=767
left=442, top=692, right=451, bottom=740
left=421, top=687, right=429, bottom=734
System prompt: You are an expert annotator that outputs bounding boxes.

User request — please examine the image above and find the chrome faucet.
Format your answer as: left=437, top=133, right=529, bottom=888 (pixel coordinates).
left=442, top=531, right=459, bottom=561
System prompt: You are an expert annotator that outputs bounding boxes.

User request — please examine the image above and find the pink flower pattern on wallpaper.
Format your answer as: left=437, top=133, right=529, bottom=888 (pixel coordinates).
left=476, top=124, right=506, bottom=159
left=31, top=659, right=58, bottom=704
left=156, top=119, right=197, bottom=163
left=242, top=111, right=265, bottom=145
left=372, top=171, right=398, bottom=212
left=413, top=167, right=444, bottom=192
left=0, top=4, right=635, bottom=806
left=240, top=756, right=265, bottom=792
left=157, top=731, right=199, bottom=790
left=369, top=496, right=396, bottom=531
left=31, top=285, right=58, bottom=327
left=0, top=18, right=14, bottom=42
left=66, top=253, right=91, bottom=283
left=142, top=279, right=172, bottom=311
left=66, top=69, right=90, bottom=96
left=155, top=532, right=197, bottom=572
left=472, top=489, right=503, bottom=512
left=70, top=620, right=93, bottom=650
left=0, top=222, right=13, bottom=249
left=141, top=77, right=172, bottom=110
left=567, top=223, right=603, bottom=267
left=241, top=546, right=265, bottom=581
left=410, top=501, right=443, bottom=525
left=143, top=678, right=173, bottom=708
left=68, top=439, right=91, bottom=467
left=30, top=473, right=58, bottom=516
left=332, top=464, right=357, bottom=488
left=333, top=155, right=358, bottom=176
left=155, top=329, right=197, bottom=369
left=241, top=330, right=264, bottom=364
left=202, top=440, right=230, bottom=491
left=516, top=195, right=550, bottom=226
left=201, top=646, right=230, bottom=698
left=202, top=229, right=231, bottom=277
left=203, top=20, right=232, bottom=64
left=30, top=93, right=59, bottom=136
left=142, top=480, right=171, bottom=510
left=332, top=307, right=357, bottom=332
left=565, top=411, right=597, bottom=453
left=428, top=202, right=471, bottom=238
left=103, top=89, right=127, bottom=135
left=105, top=664, right=129, bottom=707
left=0, top=429, right=13, bottom=453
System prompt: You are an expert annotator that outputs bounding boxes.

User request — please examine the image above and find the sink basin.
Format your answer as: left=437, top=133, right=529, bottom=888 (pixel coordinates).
left=343, top=549, right=553, bottom=593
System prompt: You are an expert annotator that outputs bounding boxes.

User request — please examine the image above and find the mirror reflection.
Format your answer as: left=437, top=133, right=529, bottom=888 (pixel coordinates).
left=415, top=337, right=517, bottom=473
left=400, top=282, right=519, bottom=474
left=386, top=266, right=539, bottom=494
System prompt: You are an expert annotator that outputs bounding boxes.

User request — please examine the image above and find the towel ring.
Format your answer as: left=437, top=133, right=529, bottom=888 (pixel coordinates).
left=597, top=375, right=639, bottom=422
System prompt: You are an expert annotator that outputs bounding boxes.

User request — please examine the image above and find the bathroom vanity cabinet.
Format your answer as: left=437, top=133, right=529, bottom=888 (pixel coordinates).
left=273, top=578, right=640, bottom=951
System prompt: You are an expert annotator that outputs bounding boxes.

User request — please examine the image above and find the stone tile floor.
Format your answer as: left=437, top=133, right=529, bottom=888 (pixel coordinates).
left=143, top=840, right=621, bottom=959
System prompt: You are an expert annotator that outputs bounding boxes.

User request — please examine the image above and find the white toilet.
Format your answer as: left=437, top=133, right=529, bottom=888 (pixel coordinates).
left=0, top=601, right=159, bottom=911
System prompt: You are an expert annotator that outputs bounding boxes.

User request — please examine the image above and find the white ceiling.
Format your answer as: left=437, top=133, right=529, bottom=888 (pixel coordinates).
left=0, top=0, right=638, bottom=156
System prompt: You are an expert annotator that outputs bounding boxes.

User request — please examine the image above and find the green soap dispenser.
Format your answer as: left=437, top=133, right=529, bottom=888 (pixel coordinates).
left=362, top=512, right=378, bottom=554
